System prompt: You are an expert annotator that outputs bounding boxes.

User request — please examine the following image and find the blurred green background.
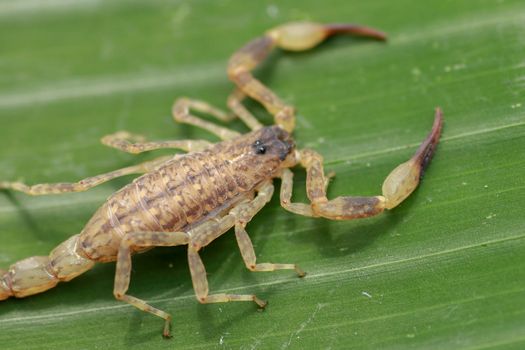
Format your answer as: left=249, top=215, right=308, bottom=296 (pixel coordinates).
left=0, top=0, right=524, bottom=349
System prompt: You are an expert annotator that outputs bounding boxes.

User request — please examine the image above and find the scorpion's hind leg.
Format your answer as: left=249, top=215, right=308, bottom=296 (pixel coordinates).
left=101, top=131, right=212, bottom=154
left=172, top=97, right=240, bottom=140
left=113, top=231, right=190, bottom=338
left=0, top=156, right=171, bottom=196
left=281, top=108, right=443, bottom=219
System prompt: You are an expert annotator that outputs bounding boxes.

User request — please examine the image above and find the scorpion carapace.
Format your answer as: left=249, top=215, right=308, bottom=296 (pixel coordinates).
left=0, top=21, right=442, bottom=338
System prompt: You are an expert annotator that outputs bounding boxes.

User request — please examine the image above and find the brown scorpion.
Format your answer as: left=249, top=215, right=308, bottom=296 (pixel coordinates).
left=0, top=22, right=442, bottom=338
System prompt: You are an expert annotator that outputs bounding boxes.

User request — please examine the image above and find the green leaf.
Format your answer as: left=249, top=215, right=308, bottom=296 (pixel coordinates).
left=1, top=1, right=524, bottom=349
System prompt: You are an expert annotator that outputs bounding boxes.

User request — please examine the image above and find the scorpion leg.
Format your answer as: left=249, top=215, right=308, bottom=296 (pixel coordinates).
left=187, top=247, right=267, bottom=309
left=187, top=214, right=267, bottom=309
left=279, top=168, right=316, bottom=217
left=234, top=224, right=305, bottom=276
left=280, top=108, right=443, bottom=219
left=279, top=168, right=335, bottom=217
left=0, top=155, right=171, bottom=195
left=101, top=130, right=212, bottom=154
left=113, top=231, right=190, bottom=338
left=227, top=89, right=264, bottom=131
left=172, top=97, right=240, bottom=140
left=188, top=183, right=289, bottom=310
left=231, top=181, right=304, bottom=276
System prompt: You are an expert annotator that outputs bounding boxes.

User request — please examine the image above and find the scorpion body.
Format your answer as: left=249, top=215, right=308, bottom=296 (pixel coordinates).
left=81, top=125, right=292, bottom=263
left=0, top=22, right=442, bottom=338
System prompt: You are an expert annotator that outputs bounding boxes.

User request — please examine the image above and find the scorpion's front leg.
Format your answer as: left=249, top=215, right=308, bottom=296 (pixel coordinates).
left=186, top=211, right=267, bottom=310
left=172, top=97, right=240, bottom=140
left=233, top=225, right=305, bottom=276
left=114, top=231, right=190, bottom=338
left=231, top=182, right=305, bottom=276
left=0, top=155, right=171, bottom=195
left=187, top=182, right=304, bottom=313
left=105, top=97, right=236, bottom=151
left=101, top=131, right=212, bottom=154
left=187, top=248, right=267, bottom=308
left=227, top=89, right=264, bottom=131
left=281, top=108, right=443, bottom=219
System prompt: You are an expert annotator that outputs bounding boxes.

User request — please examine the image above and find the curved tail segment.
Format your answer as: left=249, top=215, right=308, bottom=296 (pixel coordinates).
left=0, top=234, right=94, bottom=300
left=227, top=22, right=386, bottom=133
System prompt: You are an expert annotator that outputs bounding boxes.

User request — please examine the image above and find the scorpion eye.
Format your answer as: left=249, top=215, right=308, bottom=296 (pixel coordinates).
left=253, top=140, right=267, bottom=155
left=256, top=145, right=267, bottom=155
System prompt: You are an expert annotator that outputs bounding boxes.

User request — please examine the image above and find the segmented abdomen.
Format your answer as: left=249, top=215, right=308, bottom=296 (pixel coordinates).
left=77, top=150, right=249, bottom=262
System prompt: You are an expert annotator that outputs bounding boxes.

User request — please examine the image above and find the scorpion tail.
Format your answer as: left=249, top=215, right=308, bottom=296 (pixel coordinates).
left=227, top=21, right=385, bottom=133
left=0, top=234, right=94, bottom=300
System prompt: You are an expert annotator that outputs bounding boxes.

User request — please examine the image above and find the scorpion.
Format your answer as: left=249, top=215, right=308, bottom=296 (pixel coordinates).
left=0, top=22, right=442, bottom=338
